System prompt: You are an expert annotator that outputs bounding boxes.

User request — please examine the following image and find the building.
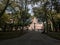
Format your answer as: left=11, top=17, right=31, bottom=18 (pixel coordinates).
left=29, top=17, right=44, bottom=32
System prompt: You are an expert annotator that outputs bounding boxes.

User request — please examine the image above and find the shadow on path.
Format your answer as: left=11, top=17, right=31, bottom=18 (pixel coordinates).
left=0, top=31, right=60, bottom=45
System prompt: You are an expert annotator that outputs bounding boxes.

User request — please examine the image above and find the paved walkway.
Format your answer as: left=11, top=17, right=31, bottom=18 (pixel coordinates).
left=0, top=31, right=60, bottom=45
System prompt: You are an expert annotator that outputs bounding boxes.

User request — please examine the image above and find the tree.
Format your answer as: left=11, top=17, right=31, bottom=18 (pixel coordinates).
left=0, top=0, right=10, bottom=17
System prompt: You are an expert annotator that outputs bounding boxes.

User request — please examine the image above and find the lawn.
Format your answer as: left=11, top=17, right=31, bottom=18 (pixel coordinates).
left=0, top=31, right=27, bottom=40
left=47, top=32, right=60, bottom=40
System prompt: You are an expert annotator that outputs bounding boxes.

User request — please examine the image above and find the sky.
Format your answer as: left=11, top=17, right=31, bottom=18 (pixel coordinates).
left=28, top=2, right=41, bottom=16
left=28, top=4, right=33, bottom=15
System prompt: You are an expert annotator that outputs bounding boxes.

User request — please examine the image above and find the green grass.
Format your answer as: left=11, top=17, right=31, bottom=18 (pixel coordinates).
left=0, top=31, right=26, bottom=40
left=47, top=32, right=60, bottom=40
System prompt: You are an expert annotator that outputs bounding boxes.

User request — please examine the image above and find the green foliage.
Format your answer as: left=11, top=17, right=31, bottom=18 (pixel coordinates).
left=0, top=0, right=10, bottom=17
left=1, top=13, right=11, bottom=23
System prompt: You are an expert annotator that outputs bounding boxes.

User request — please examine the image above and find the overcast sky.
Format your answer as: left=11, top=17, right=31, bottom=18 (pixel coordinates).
left=28, top=2, right=41, bottom=16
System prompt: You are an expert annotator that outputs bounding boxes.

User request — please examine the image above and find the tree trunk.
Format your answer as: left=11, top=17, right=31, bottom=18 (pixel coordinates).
left=42, top=22, right=45, bottom=33
left=45, top=13, right=48, bottom=33
left=50, top=21, right=54, bottom=31
left=20, top=26, right=24, bottom=33
left=2, top=24, right=6, bottom=32
left=15, top=26, right=18, bottom=31
left=0, top=0, right=10, bottom=17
